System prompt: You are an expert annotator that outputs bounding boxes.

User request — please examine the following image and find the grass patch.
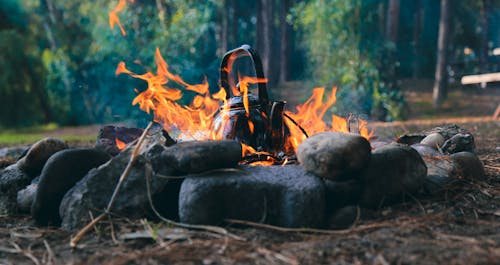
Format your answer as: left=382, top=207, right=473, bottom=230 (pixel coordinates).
left=0, top=123, right=98, bottom=146
left=0, top=132, right=97, bottom=145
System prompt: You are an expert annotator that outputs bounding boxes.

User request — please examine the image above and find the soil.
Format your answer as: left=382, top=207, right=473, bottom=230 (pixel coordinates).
left=1, top=84, right=499, bottom=265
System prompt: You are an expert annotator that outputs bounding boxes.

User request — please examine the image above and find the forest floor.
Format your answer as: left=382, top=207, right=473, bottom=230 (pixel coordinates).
left=1, top=81, right=499, bottom=264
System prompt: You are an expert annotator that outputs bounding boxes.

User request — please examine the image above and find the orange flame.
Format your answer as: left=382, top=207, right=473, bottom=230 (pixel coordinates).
left=109, top=0, right=135, bottom=36
left=284, top=87, right=373, bottom=151
left=116, top=49, right=372, bottom=164
left=115, top=138, right=127, bottom=150
left=116, top=48, right=222, bottom=140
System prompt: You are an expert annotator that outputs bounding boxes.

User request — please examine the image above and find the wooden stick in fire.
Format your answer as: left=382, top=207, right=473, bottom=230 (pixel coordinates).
left=70, top=121, right=154, bottom=248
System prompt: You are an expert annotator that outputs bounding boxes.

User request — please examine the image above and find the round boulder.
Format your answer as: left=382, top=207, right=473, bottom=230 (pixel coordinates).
left=31, top=148, right=111, bottom=226
left=297, top=132, right=371, bottom=180
left=17, top=137, right=68, bottom=178
left=360, top=143, right=427, bottom=208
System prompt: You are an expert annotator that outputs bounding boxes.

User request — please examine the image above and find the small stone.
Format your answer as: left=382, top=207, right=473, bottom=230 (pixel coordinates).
left=421, top=156, right=455, bottom=194
left=420, top=133, right=445, bottom=149
left=95, top=125, right=144, bottom=156
left=442, top=133, right=475, bottom=154
left=0, top=164, right=30, bottom=214
left=159, top=140, right=242, bottom=175
left=179, top=165, right=325, bottom=228
left=451, top=152, right=485, bottom=180
left=17, top=137, right=68, bottom=178
left=328, top=205, right=358, bottom=229
left=0, top=146, right=29, bottom=161
left=411, top=143, right=442, bottom=157
left=17, top=177, right=39, bottom=213
left=359, top=144, right=427, bottom=208
left=297, top=132, right=371, bottom=180
left=31, top=148, right=111, bottom=226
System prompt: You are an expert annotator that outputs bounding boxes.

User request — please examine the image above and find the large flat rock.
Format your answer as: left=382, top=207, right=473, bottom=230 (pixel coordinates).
left=179, top=165, right=325, bottom=228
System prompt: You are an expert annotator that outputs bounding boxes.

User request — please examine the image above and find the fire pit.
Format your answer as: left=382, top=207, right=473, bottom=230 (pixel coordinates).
left=0, top=46, right=485, bottom=233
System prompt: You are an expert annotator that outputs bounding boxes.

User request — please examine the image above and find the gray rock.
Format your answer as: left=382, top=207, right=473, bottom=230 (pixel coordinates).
left=421, top=152, right=484, bottom=194
left=420, top=133, right=445, bottom=149
left=411, top=143, right=442, bottom=157
left=0, top=164, right=30, bottom=214
left=421, top=156, right=455, bottom=194
left=159, top=140, right=242, bottom=175
left=95, top=125, right=144, bottom=156
left=179, top=165, right=325, bottom=228
left=328, top=205, right=358, bottom=229
left=297, top=132, right=371, bottom=180
left=32, top=148, right=111, bottom=226
left=17, top=178, right=39, bottom=213
left=451, top=151, right=485, bottom=180
left=17, top=137, right=68, bottom=178
left=442, top=133, right=475, bottom=154
left=0, top=146, right=30, bottom=161
left=323, top=179, right=361, bottom=213
left=360, top=144, right=427, bottom=208
left=59, top=143, right=177, bottom=230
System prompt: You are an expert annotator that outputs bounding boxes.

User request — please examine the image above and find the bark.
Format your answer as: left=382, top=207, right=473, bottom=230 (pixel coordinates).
left=221, top=0, right=229, bottom=53
left=412, top=0, right=423, bottom=78
left=385, top=0, right=400, bottom=43
left=279, top=0, right=290, bottom=84
left=432, top=0, right=451, bottom=108
left=256, top=0, right=272, bottom=80
left=230, top=0, right=238, bottom=47
left=479, top=0, right=491, bottom=73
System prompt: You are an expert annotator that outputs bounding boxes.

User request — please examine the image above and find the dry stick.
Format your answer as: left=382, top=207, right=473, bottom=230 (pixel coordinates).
left=224, top=218, right=394, bottom=235
left=70, top=122, right=154, bottom=248
left=43, top=240, right=56, bottom=265
left=144, top=162, right=245, bottom=241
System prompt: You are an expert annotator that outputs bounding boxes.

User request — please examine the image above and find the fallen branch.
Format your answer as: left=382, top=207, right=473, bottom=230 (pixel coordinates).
left=70, top=121, right=154, bottom=248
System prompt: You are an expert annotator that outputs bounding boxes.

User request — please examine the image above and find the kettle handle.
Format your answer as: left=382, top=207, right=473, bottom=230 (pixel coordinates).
left=219, top=44, right=269, bottom=105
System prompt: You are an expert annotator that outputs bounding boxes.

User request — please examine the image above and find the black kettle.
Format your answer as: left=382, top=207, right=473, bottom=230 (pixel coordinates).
left=212, top=44, right=291, bottom=155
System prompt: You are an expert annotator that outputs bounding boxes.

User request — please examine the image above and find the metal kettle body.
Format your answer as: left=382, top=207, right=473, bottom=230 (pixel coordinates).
left=213, top=45, right=290, bottom=155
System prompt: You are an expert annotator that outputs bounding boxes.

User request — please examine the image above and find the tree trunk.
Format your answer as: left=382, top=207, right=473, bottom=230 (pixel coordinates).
left=230, top=0, right=238, bottom=47
left=221, top=0, right=229, bottom=53
left=412, top=0, right=423, bottom=78
left=432, top=0, right=451, bottom=108
left=385, top=0, right=400, bottom=43
left=256, top=0, right=272, bottom=80
left=279, top=0, right=290, bottom=84
left=479, top=0, right=490, bottom=73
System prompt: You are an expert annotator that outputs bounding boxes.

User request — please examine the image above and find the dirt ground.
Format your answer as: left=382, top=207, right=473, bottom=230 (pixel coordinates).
left=1, top=84, right=499, bottom=265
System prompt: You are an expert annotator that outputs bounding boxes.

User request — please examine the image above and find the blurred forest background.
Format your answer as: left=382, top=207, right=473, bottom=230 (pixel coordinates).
left=1, top=0, right=499, bottom=128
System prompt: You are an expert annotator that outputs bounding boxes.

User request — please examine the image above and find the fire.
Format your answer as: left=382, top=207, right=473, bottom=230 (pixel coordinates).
left=284, top=87, right=373, bottom=151
left=115, top=138, right=127, bottom=150
left=116, top=48, right=222, bottom=141
left=116, top=49, right=372, bottom=164
left=109, top=0, right=134, bottom=36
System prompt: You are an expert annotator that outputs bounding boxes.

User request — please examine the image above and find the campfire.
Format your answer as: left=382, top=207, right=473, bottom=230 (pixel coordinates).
left=115, top=44, right=371, bottom=166
left=0, top=0, right=486, bottom=251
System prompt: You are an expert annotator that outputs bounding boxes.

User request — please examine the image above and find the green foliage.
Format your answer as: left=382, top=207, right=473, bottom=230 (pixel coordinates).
left=0, top=29, right=49, bottom=127
left=292, top=0, right=407, bottom=120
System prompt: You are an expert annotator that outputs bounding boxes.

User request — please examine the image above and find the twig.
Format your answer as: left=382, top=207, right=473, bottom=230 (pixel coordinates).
left=43, top=240, right=56, bottom=265
left=144, top=161, right=245, bottom=241
left=10, top=242, right=40, bottom=265
left=106, top=121, right=154, bottom=211
left=484, top=165, right=500, bottom=171
left=224, top=218, right=391, bottom=235
left=70, top=121, right=155, bottom=248
left=70, top=213, right=106, bottom=248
